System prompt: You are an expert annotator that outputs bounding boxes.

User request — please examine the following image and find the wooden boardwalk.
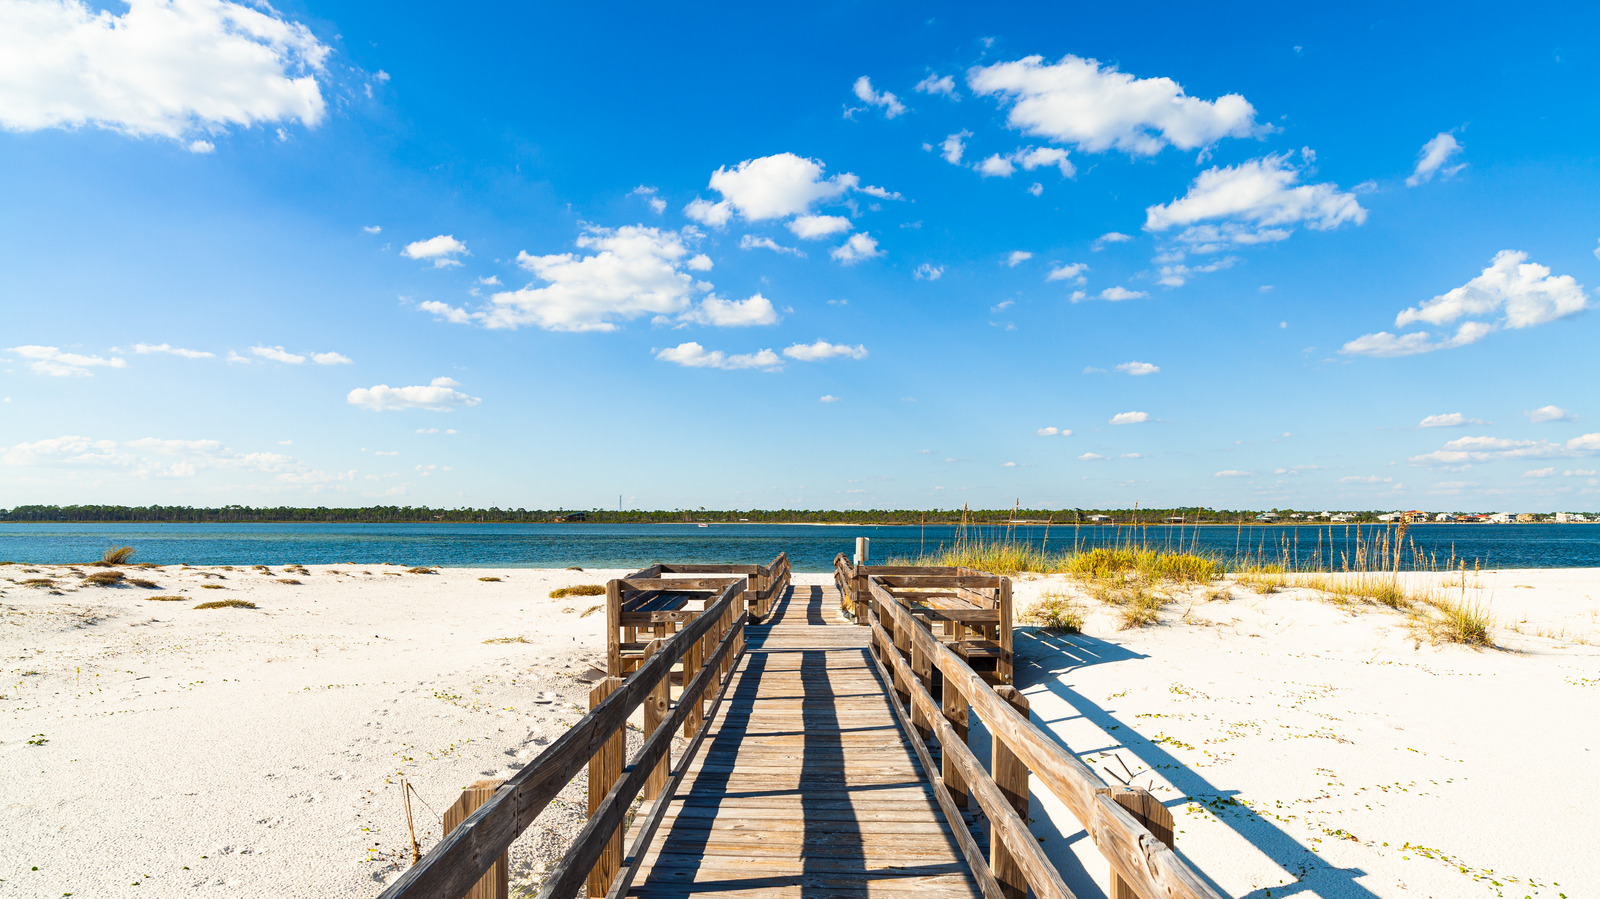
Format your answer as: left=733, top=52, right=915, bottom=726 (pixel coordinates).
left=624, top=584, right=983, bottom=898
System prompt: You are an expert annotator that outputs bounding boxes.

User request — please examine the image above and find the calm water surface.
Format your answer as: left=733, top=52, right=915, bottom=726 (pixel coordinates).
left=1, top=522, right=1596, bottom=572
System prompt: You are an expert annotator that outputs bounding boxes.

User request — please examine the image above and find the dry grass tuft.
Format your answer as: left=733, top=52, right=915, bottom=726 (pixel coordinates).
left=1024, top=592, right=1083, bottom=633
left=579, top=604, right=603, bottom=618
left=22, top=578, right=56, bottom=588
left=147, top=595, right=185, bottom=601
left=483, top=636, right=531, bottom=644
left=276, top=578, right=302, bottom=585
left=83, top=570, right=126, bottom=586
left=551, top=584, right=605, bottom=598
left=200, top=584, right=225, bottom=590
left=566, top=566, right=584, bottom=571
left=126, top=578, right=159, bottom=589
left=406, top=566, right=438, bottom=574
left=194, top=599, right=257, bottom=610
left=478, top=576, right=502, bottom=582
left=102, top=545, right=136, bottom=565
left=1423, top=597, right=1492, bottom=646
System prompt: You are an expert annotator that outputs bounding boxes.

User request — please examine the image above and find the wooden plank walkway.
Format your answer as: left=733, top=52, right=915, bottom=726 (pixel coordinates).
left=625, top=585, right=983, bottom=899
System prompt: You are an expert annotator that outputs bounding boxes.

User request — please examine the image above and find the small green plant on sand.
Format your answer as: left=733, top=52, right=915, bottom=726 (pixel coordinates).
left=194, top=599, right=257, bottom=610
left=1025, top=592, right=1083, bottom=633
left=551, top=584, right=605, bottom=598
left=483, top=636, right=531, bottom=644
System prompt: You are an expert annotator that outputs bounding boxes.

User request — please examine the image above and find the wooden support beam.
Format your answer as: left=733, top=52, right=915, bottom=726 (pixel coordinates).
left=444, top=780, right=508, bottom=899
left=605, top=581, right=622, bottom=677
left=641, top=639, right=670, bottom=801
left=585, top=678, right=625, bottom=898
left=1108, top=786, right=1176, bottom=899
left=991, top=685, right=1031, bottom=899
left=941, top=670, right=970, bottom=810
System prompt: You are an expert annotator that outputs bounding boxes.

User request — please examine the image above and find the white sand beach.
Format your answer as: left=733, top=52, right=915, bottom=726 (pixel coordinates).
left=3, top=563, right=1597, bottom=898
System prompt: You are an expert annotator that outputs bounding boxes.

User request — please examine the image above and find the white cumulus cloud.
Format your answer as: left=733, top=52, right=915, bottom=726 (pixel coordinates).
left=1109, top=411, right=1150, bottom=425
left=1046, top=262, right=1087, bottom=283
left=967, top=54, right=1262, bottom=156
left=1343, top=251, right=1588, bottom=357
left=739, top=235, right=803, bottom=256
left=684, top=153, right=865, bottom=226
left=1526, top=405, right=1576, bottom=423
left=251, top=345, right=304, bottom=363
left=0, top=0, right=329, bottom=141
left=1145, top=153, right=1365, bottom=248
left=311, top=351, right=352, bottom=365
left=831, top=232, right=883, bottom=265
left=852, top=76, right=905, bottom=118
left=915, top=73, right=956, bottom=97
left=1116, top=361, right=1159, bottom=376
left=913, top=263, right=944, bottom=281
left=630, top=185, right=667, bottom=214
left=347, top=377, right=481, bottom=412
left=402, top=234, right=468, bottom=267
left=1406, top=133, right=1465, bottom=187
left=1095, top=286, right=1147, bottom=301
left=676, top=293, right=779, bottom=328
left=783, top=340, right=867, bottom=362
left=939, top=131, right=970, bottom=165
left=655, top=342, right=781, bottom=371
left=133, top=342, right=213, bottom=359
left=486, top=225, right=704, bottom=332
left=1092, top=232, right=1133, bottom=250
left=1419, top=412, right=1485, bottom=428
left=1036, top=427, right=1072, bottom=437
left=9, top=345, right=126, bottom=376
left=789, top=214, right=853, bottom=239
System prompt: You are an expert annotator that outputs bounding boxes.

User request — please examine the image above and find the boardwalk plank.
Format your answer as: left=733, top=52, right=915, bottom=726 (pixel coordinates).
left=627, top=585, right=982, bottom=899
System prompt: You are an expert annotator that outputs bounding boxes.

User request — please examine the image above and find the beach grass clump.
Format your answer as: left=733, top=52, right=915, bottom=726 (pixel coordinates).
left=101, top=545, right=136, bottom=565
left=146, top=595, right=186, bottom=601
left=194, top=599, right=257, bottom=610
left=551, top=584, right=605, bottom=599
left=22, top=578, right=56, bottom=588
left=483, top=636, right=530, bottom=644
left=579, top=604, right=603, bottom=618
left=276, top=578, right=302, bottom=585
left=407, top=566, right=438, bottom=574
left=200, top=584, right=225, bottom=590
left=1024, top=592, right=1083, bottom=633
left=478, top=576, right=502, bottom=582
left=83, top=570, right=125, bottom=586
left=126, top=578, right=159, bottom=589
left=1426, top=597, right=1492, bottom=646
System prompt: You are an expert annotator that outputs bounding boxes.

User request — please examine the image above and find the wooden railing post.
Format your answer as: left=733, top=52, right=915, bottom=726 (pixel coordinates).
left=641, top=639, right=670, bottom=801
left=605, top=581, right=623, bottom=677
left=910, top=636, right=933, bottom=742
left=998, top=577, right=1014, bottom=684
left=942, top=677, right=970, bottom=809
left=683, top=622, right=704, bottom=739
left=443, top=780, right=508, bottom=899
left=586, top=676, right=625, bottom=898
left=1108, top=786, right=1176, bottom=899
left=991, top=684, right=1031, bottom=899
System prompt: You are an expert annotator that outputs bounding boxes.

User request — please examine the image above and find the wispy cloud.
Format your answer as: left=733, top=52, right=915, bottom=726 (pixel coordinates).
left=1406, top=133, right=1465, bottom=187
left=402, top=234, right=468, bottom=267
left=347, top=377, right=482, bottom=411
left=9, top=345, right=125, bottom=377
left=655, top=343, right=781, bottom=371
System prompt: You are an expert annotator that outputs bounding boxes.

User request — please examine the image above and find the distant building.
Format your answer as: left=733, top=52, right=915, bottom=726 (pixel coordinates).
left=1516, top=513, right=1537, bottom=523
left=1488, top=512, right=1513, bottom=523
left=1085, top=514, right=1113, bottom=522
left=1434, top=513, right=1455, bottom=522
left=1255, top=512, right=1281, bottom=522
left=1330, top=513, right=1354, bottom=522
left=556, top=512, right=588, bottom=522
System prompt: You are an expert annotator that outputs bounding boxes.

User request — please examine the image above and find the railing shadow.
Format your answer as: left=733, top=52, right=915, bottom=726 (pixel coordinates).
left=1015, top=628, right=1379, bottom=899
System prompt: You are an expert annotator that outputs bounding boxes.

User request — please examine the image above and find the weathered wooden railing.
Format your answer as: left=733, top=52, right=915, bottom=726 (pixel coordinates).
left=866, top=574, right=1224, bottom=899
left=606, top=552, right=788, bottom=677
left=377, top=578, right=749, bottom=899
left=837, top=554, right=1014, bottom=683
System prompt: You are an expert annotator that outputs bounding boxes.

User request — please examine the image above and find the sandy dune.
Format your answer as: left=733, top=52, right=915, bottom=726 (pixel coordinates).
left=3, top=563, right=1597, bottom=898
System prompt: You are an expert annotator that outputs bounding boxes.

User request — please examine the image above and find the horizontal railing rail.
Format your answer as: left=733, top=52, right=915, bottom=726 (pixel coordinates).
left=866, top=574, right=1225, bottom=899
left=376, top=578, right=748, bottom=899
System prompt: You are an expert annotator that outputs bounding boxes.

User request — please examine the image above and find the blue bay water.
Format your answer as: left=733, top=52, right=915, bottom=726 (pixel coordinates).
left=0, top=522, right=1596, bottom=572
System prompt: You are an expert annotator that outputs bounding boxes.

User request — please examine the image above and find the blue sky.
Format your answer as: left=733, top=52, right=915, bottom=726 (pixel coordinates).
left=2, top=0, right=1598, bottom=511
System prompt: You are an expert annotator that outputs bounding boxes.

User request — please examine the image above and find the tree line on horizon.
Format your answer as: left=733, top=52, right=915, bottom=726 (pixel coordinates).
left=0, top=504, right=1399, bottom=524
